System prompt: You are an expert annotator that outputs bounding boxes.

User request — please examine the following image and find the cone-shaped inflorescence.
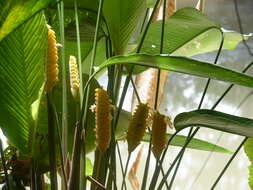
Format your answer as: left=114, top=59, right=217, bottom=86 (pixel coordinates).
left=127, top=103, right=149, bottom=153
left=69, top=55, right=80, bottom=100
left=151, top=111, right=167, bottom=158
left=45, top=25, right=59, bottom=92
left=94, top=88, right=112, bottom=152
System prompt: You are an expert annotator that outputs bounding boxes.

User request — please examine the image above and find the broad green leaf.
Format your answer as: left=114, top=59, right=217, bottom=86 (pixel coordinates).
left=141, top=7, right=246, bottom=57
left=143, top=133, right=232, bottom=154
left=0, top=12, right=47, bottom=154
left=174, top=109, right=253, bottom=137
left=141, top=7, right=220, bottom=55
left=0, top=0, right=55, bottom=41
left=115, top=110, right=231, bottom=153
left=65, top=17, right=104, bottom=42
left=63, top=0, right=98, bottom=12
left=103, top=0, right=146, bottom=54
left=244, top=138, right=253, bottom=189
left=172, top=29, right=247, bottom=57
left=93, top=54, right=253, bottom=89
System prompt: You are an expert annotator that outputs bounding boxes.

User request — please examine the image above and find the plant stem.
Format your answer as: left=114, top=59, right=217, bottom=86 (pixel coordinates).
left=74, top=0, right=84, bottom=105
left=68, top=121, right=82, bottom=190
left=57, top=0, right=68, bottom=164
left=52, top=102, right=67, bottom=190
left=47, top=94, right=58, bottom=190
left=211, top=137, right=248, bottom=189
left=121, top=153, right=131, bottom=190
left=0, top=139, right=9, bottom=190
left=165, top=31, right=225, bottom=189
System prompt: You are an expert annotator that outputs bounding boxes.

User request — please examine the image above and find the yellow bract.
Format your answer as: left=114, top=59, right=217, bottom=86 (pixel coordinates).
left=69, top=55, right=80, bottom=99
left=45, top=25, right=59, bottom=92
left=94, top=88, right=112, bottom=152
left=151, top=111, right=167, bottom=158
left=126, top=103, right=149, bottom=153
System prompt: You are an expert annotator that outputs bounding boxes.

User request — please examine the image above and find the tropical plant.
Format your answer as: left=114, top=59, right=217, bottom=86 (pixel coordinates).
left=0, top=0, right=252, bottom=189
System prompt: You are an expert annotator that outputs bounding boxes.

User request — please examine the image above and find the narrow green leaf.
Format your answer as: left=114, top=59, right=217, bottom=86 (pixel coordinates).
left=143, top=133, right=232, bottom=154
left=0, top=0, right=55, bottom=41
left=0, top=12, right=47, bottom=154
left=175, top=109, right=253, bottom=137
left=94, top=54, right=253, bottom=88
left=103, top=0, right=146, bottom=54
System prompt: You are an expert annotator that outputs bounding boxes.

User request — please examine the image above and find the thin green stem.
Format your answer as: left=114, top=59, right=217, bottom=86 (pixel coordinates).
left=47, top=94, right=58, bottom=190
left=57, top=0, right=68, bottom=163
left=137, top=0, right=161, bottom=53
left=52, top=102, right=67, bottom=190
left=156, top=129, right=199, bottom=190
left=121, top=153, right=131, bottom=190
left=82, top=0, right=104, bottom=129
left=211, top=137, right=248, bottom=189
left=166, top=31, right=225, bottom=189
left=143, top=0, right=166, bottom=188
left=141, top=131, right=152, bottom=190
left=74, top=0, right=84, bottom=106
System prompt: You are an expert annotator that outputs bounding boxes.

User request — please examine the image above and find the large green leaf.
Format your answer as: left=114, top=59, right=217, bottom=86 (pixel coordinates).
left=0, top=12, right=47, bottom=154
left=141, top=7, right=245, bottom=57
left=174, top=110, right=253, bottom=137
left=93, top=54, right=253, bottom=88
left=141, top=7, right=220, bottom=55
left=172, top=29, right=246, bottom=57
left=0, top=0, right=55, bottom=41
left=103, top=0, right=146, bottom=54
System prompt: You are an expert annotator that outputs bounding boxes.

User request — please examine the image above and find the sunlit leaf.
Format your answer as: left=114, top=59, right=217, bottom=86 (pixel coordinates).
left=0, top=12, right=46, bottom=154
left=0, top=0, right=55, bottom=41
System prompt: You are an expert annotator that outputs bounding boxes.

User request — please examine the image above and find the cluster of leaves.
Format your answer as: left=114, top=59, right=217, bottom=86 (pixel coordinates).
left=0, top=0, right=253, bottom=189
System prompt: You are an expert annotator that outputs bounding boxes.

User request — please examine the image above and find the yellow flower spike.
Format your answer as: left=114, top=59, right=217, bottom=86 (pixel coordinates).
left=151, top=111, right=167, bottom=158
left=45, top=25, right=59, bottom=92
left=94, top=88, right=112, bottom=152
left=69, top=55, right=80, bottom=100
left=126, top=103, right=149, bottom=153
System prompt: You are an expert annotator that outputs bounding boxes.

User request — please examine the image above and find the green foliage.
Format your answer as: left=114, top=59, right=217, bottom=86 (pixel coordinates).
left=141, top=7, right=220, bottom=55
left=175, top=110, right=253, bottom=137
left=0, top=12, right=46, bottom=155
left=0, top=0, right=56, bottom=41
left=94, top=54, right=253, bottom=88
left=141, top=7, right=246, bottom=57
left=103, top=0, right=146, bottom=54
